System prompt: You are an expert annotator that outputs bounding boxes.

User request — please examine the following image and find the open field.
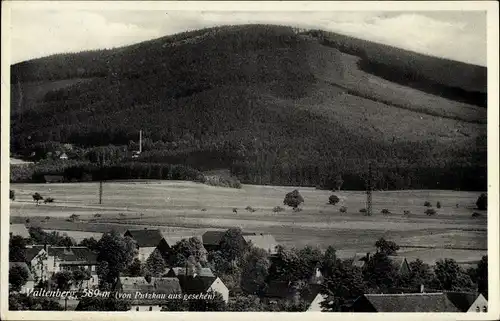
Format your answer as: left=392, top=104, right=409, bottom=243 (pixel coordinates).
left=10, top=180, right=487, bottom=265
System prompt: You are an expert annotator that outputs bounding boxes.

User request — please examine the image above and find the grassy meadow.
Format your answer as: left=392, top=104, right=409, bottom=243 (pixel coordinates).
left=10, top=180, right=487, bottom=265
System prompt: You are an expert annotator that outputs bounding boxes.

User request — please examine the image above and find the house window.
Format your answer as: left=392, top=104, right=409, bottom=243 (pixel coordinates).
left=136, top=307, right=139, bottom=311
left=482, top=306, right=487, bottom=312
left=476, top=307, right=480, bottom=312
left=149, top=307, right=153, bottom=311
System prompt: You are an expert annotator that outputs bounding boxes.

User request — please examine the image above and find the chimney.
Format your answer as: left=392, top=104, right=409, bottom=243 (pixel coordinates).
left=420, top=284, right=425, bottom=293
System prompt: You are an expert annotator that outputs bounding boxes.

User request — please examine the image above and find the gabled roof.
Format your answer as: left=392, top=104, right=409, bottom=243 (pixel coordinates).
left=358, top=293, right=461, bottom=312
left=168, top=267, right=215, bottom=278
left=9, top=262, right=34, bottom=281
left=49, top=246, right=97, bottom=264
left=444, top=292, right=479, bottom=312
left=202, top=230, right=227, bottom=246
left=124, top=229, right=165, bottom=247
left=243, top=234, right=278, bottom=254
left=10, top=224, right=30, bottom=238
left=176, top=275, right=217, bottom=294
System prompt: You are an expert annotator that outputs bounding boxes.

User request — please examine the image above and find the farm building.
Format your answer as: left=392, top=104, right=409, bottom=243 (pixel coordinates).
left=9, top=262, right=35, bottom=293
left=59, top=153, right=68, bottom=160
left=202, top=230, right=229, bottom=252
left=349, top=292, right=488, bottom=312
left=177, top=274, right=230, bottom=303
left=124, top=229, right=171, bottom=262
left=10, top=223, right=30, bottom=238
left=116, top=276, right=183, bottom=311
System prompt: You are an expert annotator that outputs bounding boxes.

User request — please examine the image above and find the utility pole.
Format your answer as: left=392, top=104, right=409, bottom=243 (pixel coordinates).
left=99, top=150, right=105, bottom=205
left=366, top=161, right=373, bottom=216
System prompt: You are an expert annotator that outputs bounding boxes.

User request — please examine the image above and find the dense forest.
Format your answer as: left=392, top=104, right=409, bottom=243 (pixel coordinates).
left=10, top=25, right=487, bottom=191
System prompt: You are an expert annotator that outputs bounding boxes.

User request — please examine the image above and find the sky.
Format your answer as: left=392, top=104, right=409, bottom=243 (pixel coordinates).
left=9, top=9, right=487, bottom=66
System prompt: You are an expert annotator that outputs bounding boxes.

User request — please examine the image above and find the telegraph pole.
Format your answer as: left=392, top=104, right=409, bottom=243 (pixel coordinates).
left=366, top=161, right=373, bottom=216
left=98, top=150, right=105, bottom=204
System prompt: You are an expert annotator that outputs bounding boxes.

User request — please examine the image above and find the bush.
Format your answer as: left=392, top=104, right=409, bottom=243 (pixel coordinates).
left=424, top=201, right=432, bottom=207
left=471, top=212, right=482, bottom=218
left=45, top=216, right=50, bottom=220
left=403, top=210, right=411, bottom=215
left=476, top=193, right=487, bottom=210
left=118, top=213, right=126, bottom=217
left=201, top=208, right=207, bottom=212
left=272, top=206, right=285, bottom=213
left=339, top=206, right=347, bottom=213
left=425, top=208, right=436, bottom=216
left=381, top=209, right=391, bottom=214
left=292, top=207, right=303, bottom=212
left=328, top=195, right=340, bottom=205
left=94, top=213, right=101, bottom=218
left=232, top=208, right=238, bottom=214
left=359, top=208, right=367, bottom=213
left=283, top=190, right=304, bottom=209
left=245, top=206, right=256, bottom=213
left=436, top=202, right=441, bottom=209
left=69, top=214, right=80, bottom=221
left=44, top=197, right=54, bottom=203
left=10, top=190, right=15, bottom=200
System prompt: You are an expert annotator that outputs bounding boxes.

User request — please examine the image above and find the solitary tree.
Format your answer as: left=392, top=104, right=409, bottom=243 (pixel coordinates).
left=219, top=228, right=248, bottom=263
left=283, top=190, right=304, bottom=209
left=10, top=190, right=15, bottom=201
left=329, top=195, right=340, bottom=205
left=32, top=193, right=43, bottom=205
left=476, top=193, right=487, bottom=210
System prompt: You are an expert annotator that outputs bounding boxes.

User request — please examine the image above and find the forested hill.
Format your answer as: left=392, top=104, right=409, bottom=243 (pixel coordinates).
left=10, top=24, right=487, bottom=190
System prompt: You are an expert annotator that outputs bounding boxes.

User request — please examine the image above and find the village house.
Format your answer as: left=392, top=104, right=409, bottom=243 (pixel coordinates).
left=116, top=276, right=183, bottom=311
left=23, top=245, right=98, bottom=288
left=10, top=223, right=30, bottom=239
left=202, top=230, right=231, bottom=252
left=9, top=262, right=35, bottom=293
left=176, top=274, right=230, bottom=303
left=349, top=292, right=488, bottom=312
left=124, top=229, right=171, bottom=262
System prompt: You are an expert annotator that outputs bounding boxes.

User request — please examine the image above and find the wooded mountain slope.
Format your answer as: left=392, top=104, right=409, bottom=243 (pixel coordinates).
left=10, top=25, right=487, bottom=190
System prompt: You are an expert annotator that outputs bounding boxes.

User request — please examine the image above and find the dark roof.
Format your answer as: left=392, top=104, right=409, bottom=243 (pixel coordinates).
left=177, top=275, right=217, bottom=294
left=49, top=247, right=97, bottom=264
left=300, top=284, right=323, bottom=304
left=358, top=293, right=461, bottom=312
left=444, top=292, right=478, bottom=312
left=124, top=229, right=165, bottom=247
left=202, top=230, right=227, bottom=246
left=387, top=256, right=408, bottom=271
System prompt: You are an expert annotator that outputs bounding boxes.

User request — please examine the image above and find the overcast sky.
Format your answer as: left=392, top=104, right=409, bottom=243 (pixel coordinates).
left=10, top=9, right=487, bottom=66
